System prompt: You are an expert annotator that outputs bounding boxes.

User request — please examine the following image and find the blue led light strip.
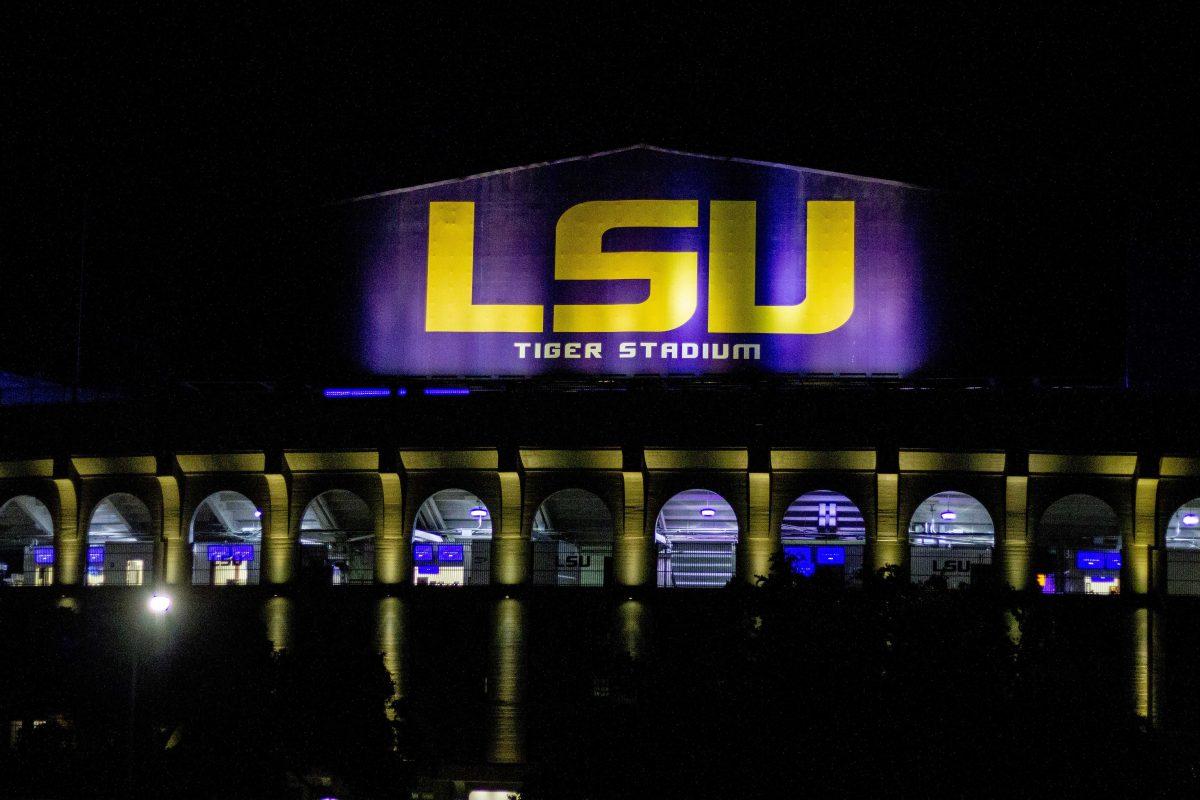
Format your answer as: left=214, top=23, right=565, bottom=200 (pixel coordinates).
left=423, top=387, right=470, bottom=396
left=322, top=387, right=392, bottom=398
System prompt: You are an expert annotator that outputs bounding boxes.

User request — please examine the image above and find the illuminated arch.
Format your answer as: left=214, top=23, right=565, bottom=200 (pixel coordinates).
left=907, top=491, right=995, bottom=587
left=87, top=492, right=155, bottom=587
left=1165, top=498, right=1200, bottom=596
left=412, top=488, right=492, bottom=586
left=0, top=495, right=54, bottom=588
left=1036, top=493, right=1120, bottom=595
left=189, top=490, right=261, bottom=586
left=780, top=489, right=865, bottom=583
left=299, top=490, right=374, bottom=585
left=532, top=488, right=614, bottom=587
left=655, top=489, right=738, bottom=588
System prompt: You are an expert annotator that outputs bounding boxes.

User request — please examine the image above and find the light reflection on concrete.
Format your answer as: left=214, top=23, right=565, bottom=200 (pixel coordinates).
left=262, top=595, right=294, bottom=653
left=616, top=599, right=650, bottom=661
left=1129, top=606, right=1162, bottom=724
left=374, top=596, right=409, bottom=713
left=487, top=597, right=527, bottom=764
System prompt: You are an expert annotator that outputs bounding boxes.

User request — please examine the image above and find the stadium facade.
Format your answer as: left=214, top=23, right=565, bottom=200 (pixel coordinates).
left=4, top=447, right=1200, bottom=599
left=2, top=147, right=1198, bottom=795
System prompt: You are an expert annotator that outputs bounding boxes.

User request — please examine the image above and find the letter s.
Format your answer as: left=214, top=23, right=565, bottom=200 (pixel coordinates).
left=553, top=200, right=699, bottom=332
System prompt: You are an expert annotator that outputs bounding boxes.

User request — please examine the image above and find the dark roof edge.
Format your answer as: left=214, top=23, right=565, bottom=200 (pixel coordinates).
left=329, top=143, right=931, bottom=207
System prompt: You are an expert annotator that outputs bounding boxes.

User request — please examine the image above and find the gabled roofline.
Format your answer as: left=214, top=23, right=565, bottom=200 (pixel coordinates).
left=331, top=143, right=929, bottom=206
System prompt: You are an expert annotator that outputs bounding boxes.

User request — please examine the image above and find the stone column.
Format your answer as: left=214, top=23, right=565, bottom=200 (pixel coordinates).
left=374, top=473, right=406, bottom=585
left=739, top=471, right=774, bottom=584
left=1001, top=475, right=1031, bottom=591
left=261, top=474, right=294, bottom=585
left=491, top=471, right=527, bottom=586
left=871, top=472, right=904, bottom=578
left=157, top=476, right=185, bottom=586
left=1126, top=478, right=1157, bottom=596
left=615, top=471, right=649, bottom=587
left=51, top=478, right=81, bottom=586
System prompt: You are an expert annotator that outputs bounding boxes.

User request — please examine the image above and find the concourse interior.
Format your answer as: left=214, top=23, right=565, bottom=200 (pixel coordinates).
left=1166, top=498, right=1200, bottom=595
left=781, top=489, right=866, bottom=584
left=413, top=488, right=492, bottom=586
left=299, top=489, right=375, bottom=584
left=655, top=489, right=738, bottom=588
left=531, top=489, right=614, bottom=587
left=190, top=491, right=262, bottom=586
left=907, top=491, right=995, bottom=588
left=0, top=495, right=53, bottom=587
left=1037, top=494, right=1121, bottom=595
left=85, top=493, right=155, bottom=587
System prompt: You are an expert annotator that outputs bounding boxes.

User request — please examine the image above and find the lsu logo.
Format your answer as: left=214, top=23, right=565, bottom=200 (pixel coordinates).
left=425, top=199, right=854, bottom=334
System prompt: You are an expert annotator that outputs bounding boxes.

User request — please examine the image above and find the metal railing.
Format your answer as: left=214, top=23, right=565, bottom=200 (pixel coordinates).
left=657, top=542, right=736, bottom=588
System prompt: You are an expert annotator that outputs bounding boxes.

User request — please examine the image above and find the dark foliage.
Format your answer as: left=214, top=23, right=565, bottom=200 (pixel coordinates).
left=521, top=561, right=1200, bottom=799
left=0, top=593, right=408, bottom=798
left=3, top=577, right=1200, bottom=799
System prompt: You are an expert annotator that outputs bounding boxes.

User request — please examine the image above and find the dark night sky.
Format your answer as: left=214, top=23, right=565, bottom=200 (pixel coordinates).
left=2, top=4, right=1196, bottom=388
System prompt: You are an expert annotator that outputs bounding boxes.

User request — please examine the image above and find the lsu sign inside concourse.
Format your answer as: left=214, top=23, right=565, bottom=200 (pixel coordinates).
left=342, top=145, right=952, bottom=377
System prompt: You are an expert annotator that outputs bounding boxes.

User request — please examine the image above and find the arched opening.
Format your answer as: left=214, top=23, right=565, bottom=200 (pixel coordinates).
left=0, top=495, right=54, bottom=587
left=908, top=491, right=995, bottom=588
left=87, top=493, right=155, bottom=586
left=190, top=491, right=261, bottom=586
left=299, top=490, right=374, bottom=585
left=532, top=489, right=614, bottom=586
left=1036, top=493, right=1120, bottom=595
left=781, top=489, right=865, bottom=584
left=1165, top=498, right=1200, bottom=595
left=412, top=489, right=492, bottom=586
left=655, top=489, right=738, bottom=588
